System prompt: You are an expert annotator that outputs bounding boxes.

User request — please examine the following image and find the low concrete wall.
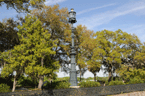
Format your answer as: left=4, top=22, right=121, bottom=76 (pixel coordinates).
left=0, top=83, right=145, bottom=96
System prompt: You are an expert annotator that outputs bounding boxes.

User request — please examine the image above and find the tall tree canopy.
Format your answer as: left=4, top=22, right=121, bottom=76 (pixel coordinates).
left=0, top=19, right=19, bottom=52
left=1, top=14, right=60, bottom=91
left=134, top=42, right=145, bottom=69
left=75, top=25, right=95, bottom=81
left=94, top=29, right=141, bottom=82
left=0, top=0, right=45, bottom=12
left=31, top=4, right=71, bottom=71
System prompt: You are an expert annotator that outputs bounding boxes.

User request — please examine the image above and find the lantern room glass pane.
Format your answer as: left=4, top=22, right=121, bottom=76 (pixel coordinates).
left=73, top=13, right=76, bottom=18
left=69, top=12, right=74, bottom=18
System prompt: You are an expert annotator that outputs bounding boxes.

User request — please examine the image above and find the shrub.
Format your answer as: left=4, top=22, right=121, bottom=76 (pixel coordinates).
left=61, top=77, right=70, bottom=82
left=17, top=75, right=38, bottom=87
left=78, top=81, right=100, bottom=88
left=0, top=83, right=10, bottom=93
left=77, top=77, right=85, bottom=81
left=45, top=81, right=70, bottom=89
left=127, top=77, right=144, bottom=84
left=86, top=77, right=94, bottom=81
left=108, top=80, right=125, bottom=86
left=96, top=77, right=108, bottom=81
left=54, top=79, right=68, bottom=83
left=0, top=76, right=13, bottom=89
left=114, top=76, right=123, bottom=81
left=105, top=80, right=109, bottom=86
left=55, top=77, right=69, bottom=82
left=54, top=82, right=71, bottom=89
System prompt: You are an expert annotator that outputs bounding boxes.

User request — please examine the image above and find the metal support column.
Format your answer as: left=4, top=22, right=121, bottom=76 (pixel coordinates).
left=69, top=25, right=77, bottom=86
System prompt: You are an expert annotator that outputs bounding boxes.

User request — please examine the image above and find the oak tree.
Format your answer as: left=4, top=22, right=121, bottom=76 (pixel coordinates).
left=0, top=0, right=45, bottom=13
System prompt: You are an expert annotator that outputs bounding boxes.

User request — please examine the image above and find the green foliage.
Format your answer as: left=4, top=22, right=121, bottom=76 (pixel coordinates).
left=116, top=66, right=145, bottom=84
left=108, top=80, right=125, bottom=86
left=105, top=80, right=109, bottom=86
left=127, top=76, right=144, bottom=84
left=114, top=76, right=123, bottom=81
left=17, top=75, right=38, bottom=87
left=97, top=77, right=108, bottom=82
left=45, top=81, right=70, bottom=89
left=0, top=14, right=60, bottom=91
left=62, top=77, right=70, bottom=82
left=55, top=77, right=70, bottom=82
left=77, top=77, right=85, bottom=81
left=54, top=81, right=71, bottom=89
left=0, top=76, right=13, bottom=89
left=134, top=43, right=145, bottom=69
left=85, top=77, right=108, bottom=82
left=78, top=81, right=100, bottom=88
left=86, top=77, right=94, bottom=81
left=0, top=0, right=45, bottom=13
left=94, top=29, right=142, bottom=82
left=43, top=76, right=49, bottom=81
left=19, top=14, right=60, bottom=78
left=0, top=18, right=19, bottom=52
left=105, top=76, right=124, bottom=86
left=0, top=83, right=11, bottom=93
left=73, top=25, right=100, bottom=80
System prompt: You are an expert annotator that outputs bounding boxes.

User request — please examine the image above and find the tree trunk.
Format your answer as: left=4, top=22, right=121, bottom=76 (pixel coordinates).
left=80, top=71, right=81, bottom=82
left=1, top=64, right=3, bottom=71
left=12, top=76, right=17, bottom=92
left=41, top=57, right=44, bottom=67
left=48, top=75, right=52, bottom=89
left=1, top=64, right=3, bottom=77
left=108, top=71, right=112, bottom=82
left=94, top=73, right=96, bottom=82
left=38, top=57, right=44, bottom=89
left=4, top=61, right=6, bottom=67
left=48, top=74, right=52, bottom=82
left=108, top=66, right=112, bottom=82
left=38, top=75, right=44, bottom=89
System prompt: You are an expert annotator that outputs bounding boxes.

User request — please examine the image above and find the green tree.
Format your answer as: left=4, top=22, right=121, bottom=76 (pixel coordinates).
left=0, top=18, right=20, bottom=73
left=85, top=39, right=103, bottom=82
left=87, top=60, right=101, bottom=82
left=116, top=64, right=145, bottom=84
left=134, top=42, right=145, bottom=69
left=93, top=29, right=121, bottom=82
left=31, top=4, right=70, bottom=74
left=0, top=19, right=19, bottom=52
left=120, top=32, right=142, bottom=70
left=75, top=25, right=95, bottom=81
left=93, top=29, right=141, bottom=82
left=17, top=14, right=60, bottom=89
left=1, top=14, right=60, bottom=91
left=1, top=44, right=36, bottom=92
left=0, top=0, right=45, bottom=13
left=73, top=25, right=101, bottom=82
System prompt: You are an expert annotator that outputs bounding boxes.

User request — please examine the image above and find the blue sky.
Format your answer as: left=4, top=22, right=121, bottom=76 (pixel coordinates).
left=57, top=0, right=145, bottom=43
left=0, top=0, right=145, bottom=78
left=1, top=0, right=145, bottom=42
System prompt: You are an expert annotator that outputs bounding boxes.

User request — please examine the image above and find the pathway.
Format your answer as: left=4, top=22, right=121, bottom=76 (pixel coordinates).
left=111, top=91, right=145, bottom=96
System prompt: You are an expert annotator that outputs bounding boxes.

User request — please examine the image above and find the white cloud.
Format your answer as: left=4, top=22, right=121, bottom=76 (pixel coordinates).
left=122, top=24, right=145, bottom=43
left=77, top=3, right=116, bottom=15
left=45, top=0, right=66, bottom=5
left=77, top=0, right=145, bottom=30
